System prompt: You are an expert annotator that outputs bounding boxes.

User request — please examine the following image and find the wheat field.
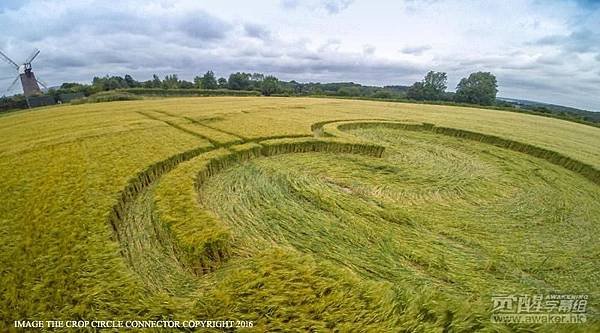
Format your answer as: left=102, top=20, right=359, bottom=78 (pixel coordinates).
left=1, top=97, right=599, bottom=332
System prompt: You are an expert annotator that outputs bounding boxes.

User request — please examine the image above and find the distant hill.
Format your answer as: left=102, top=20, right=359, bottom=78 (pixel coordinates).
left=498, top=97, right=600, bottom=123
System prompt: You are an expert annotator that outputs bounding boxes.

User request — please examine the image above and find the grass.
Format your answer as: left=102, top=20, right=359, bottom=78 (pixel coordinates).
left=0, top=96, right=599, bottom=332
left=121, top=88, right=261, bottom=97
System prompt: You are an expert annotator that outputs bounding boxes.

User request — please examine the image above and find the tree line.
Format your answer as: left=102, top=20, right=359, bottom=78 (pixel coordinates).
left=47, top=70, right=499, bottom=105
left=68, top=71, right=397, bottom=98
left=406, top=71, right=498, bottom=106
left=52, top=71, right=282, bottom=97
left=3, top=69, right=599, bottom=126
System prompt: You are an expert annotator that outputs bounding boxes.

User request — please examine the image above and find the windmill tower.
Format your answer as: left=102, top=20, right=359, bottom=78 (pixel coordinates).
left=0, top=48, right=48, bottom=106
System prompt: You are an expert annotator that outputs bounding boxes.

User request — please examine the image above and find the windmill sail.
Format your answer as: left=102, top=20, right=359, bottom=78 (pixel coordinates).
left=25, top=49, right=40, bottom=64
left=0, top=50, right=19, bottom=70
left=1, top=48, right=45, bottom=100
left=7, top=75, right=20, bottom=92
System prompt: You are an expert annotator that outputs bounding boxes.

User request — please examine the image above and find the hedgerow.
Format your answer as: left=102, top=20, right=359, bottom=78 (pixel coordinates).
left=121, top=88, right=261, bottom=97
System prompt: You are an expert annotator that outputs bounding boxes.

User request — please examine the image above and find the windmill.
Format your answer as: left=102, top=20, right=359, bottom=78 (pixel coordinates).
left=0, top=48, right=48, bottom=107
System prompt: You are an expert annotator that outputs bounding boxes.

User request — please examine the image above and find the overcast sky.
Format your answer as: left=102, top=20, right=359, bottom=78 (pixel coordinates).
left=1, top=0, right=599, bottom=110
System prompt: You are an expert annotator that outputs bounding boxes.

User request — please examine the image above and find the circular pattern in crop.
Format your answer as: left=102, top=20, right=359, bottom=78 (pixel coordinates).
left=197, top=125, right=600, bottom=327
left=4, top=96, right=599, bottom=333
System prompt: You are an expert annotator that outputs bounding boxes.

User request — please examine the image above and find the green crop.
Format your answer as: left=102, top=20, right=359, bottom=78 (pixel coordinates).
left=1, top=97, right=598, bottom=332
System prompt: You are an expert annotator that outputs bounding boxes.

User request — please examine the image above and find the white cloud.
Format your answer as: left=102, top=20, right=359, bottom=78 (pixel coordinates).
left=0, top=0, right=598, bottom=110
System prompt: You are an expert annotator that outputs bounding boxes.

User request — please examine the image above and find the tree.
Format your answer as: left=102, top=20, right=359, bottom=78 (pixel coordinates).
left=406, top=71, right=447, bottom=100
left=288, top=80, right=302, bottom=94
left=260, top=75, right=280, bottom=96
left=406, top=82, right=426, bottom=100
left=90, top=75, right=129, bottom=91
left=337, top=86, right=361, bottom=96
left=142, top=75, right=160, bottom=88
left=60, top=82, right=87, bottom=91
left=217, top=77, right=228, bottom=89
left=124, top=74, right=138, bottom=88
left=198, top=70, right=218, bottom=90
left=162, top=74, right=179, bottom=89
left=179, top=80, right=195, bottom=89
left=372, top=90, right=392, bottom=99
left=228, top=72, right=251, bottom=90
left=251, top=73, right=265, bottom=82
left=249, top=73, right=265, bottom=90
left=455, top=72, right=498, bottom=105
left=422, top=71, right=447, bottom=100
left=152, top=74, right=162, bottom=88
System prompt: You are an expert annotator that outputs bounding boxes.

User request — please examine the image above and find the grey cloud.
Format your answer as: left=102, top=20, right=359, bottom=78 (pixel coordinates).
left=322, top=0, right=354, bottom=14
left=259, top=51, right=282, bottom=58
left=0, top=0, right=30, bottom=12
left=499, top=75, right=558, bottom=92
left=446, top=57, right=538, bottom=75
left=318, top=39, right=342, bottom=52
left=42, top=55, right=88, bottom=69
left=0, top=3, right=235, bottom=93
left=244, top=23, right=271, bottom=39
left=404, top=0, right=442, bottom=13
left=287, top=50, right=323, bottom=61
left=400, top=45, right=431, bottom=55
left=280, top=0, right=353, bottom=14
left=500, top=63, right=539, bottom=71
left=245, top=57, right=424, bottom=84
left=363, top=44, right=376, bottom=55
left=235, top=47, right=282, bottom=59
left=1, top=7, right=142, bottom=42
left=215, top=38, right=421, bottom=81
left=280, top=0, right=300, bottom=9
left=452, top=54, right=570, bottom=75
left=178, top=11, right=231, bottom=40
left=0, top=3, right=231, bottom=43
left=535, top=54, right=564, bottom=66
left=456, top=56, right=505, bottom=68
left=499, top=72, right=600, bottom=111
left=533, top=30, right=600, bottom=53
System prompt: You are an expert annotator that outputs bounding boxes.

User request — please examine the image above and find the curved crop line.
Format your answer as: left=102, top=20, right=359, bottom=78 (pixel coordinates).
left=107, top=123, right=386, bottom=277
left=107, top=145, right=214, bottom=245
left=109, top=116, right=598, bottom=286
left=319, top=120, right=600, bottom=185
left=311, top=118, right=393, bottom=137
left=166, top=139, right=385, bottom=274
